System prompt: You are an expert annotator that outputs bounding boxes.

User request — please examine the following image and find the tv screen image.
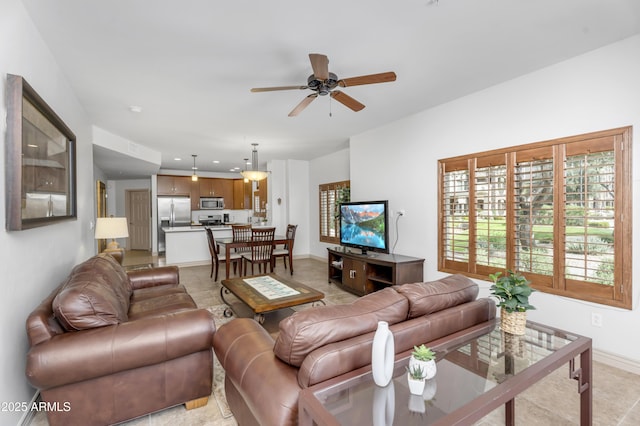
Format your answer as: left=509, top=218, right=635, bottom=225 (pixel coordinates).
left=340, top=200, right=389, bottom=254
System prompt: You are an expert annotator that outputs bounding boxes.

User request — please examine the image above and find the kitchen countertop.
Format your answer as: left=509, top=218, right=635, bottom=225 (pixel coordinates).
left=162, top=223, right=273, bottom=233
left=162, top=225, right=231, bottom=232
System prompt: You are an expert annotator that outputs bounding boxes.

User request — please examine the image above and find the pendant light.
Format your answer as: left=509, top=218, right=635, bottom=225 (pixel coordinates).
left=191, top=154, right=198, bottom=182
left=240, top=143, right=268, bottom=181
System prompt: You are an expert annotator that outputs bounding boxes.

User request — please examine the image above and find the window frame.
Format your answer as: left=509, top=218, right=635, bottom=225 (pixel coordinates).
left=319, top=180, right=350, bottom=244
left=438, top=127, right=632, bottom=309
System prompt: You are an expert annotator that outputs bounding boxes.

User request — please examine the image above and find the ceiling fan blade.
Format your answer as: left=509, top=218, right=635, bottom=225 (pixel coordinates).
left=330, top=91, right=365, bottom=112
left=288, top=94, right=318, bottom=117
left=338, top=71, right=397, bottom=87
left=309, top=53, right=329, bottom=80
left=251, top=85, right=308, bottom=92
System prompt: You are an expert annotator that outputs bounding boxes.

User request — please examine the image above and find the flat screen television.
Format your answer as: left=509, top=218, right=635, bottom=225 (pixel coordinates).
left=339, top=200, right=389, bottom=255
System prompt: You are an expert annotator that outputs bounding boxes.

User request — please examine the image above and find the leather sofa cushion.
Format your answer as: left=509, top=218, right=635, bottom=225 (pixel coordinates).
left=273, top=287, right=408, bottom=367
left=52, top=254, right=133, bottom=331
left=394, top=274, right=479, bottom=319
left=53, top=272, right=128, bottom=331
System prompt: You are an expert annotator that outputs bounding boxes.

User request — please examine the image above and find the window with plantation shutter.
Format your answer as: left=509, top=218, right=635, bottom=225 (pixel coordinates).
left=319, top=180, right=350, bottom=244
left=438, top=127, right=632, bottom=309
left=475, top=155, right=507, bottom=274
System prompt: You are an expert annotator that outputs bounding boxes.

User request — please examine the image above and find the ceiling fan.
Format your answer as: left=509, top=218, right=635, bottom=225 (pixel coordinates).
left=250, top=53, right=397, bottom=117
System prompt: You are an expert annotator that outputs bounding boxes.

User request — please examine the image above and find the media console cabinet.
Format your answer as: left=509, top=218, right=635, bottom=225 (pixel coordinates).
left=327, top=247, right=424, bottom=296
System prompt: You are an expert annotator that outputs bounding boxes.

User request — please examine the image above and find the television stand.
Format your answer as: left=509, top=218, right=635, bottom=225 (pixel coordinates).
left=327, top=247, right=424, bottom=296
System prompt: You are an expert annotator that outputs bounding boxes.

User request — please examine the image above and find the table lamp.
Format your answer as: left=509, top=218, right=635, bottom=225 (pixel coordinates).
left=95, top=217, right=129, bottom=250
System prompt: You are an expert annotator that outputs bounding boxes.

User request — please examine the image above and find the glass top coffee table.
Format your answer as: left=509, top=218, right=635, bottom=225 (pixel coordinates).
left=299, top=319, right=592, bottom=425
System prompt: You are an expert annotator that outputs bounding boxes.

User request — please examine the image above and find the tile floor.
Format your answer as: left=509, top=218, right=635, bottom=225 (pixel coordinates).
left=29, top=250, right=640, bottom=425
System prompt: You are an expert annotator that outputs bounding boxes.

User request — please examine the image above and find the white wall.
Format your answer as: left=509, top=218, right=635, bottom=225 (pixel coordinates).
left=270, top=159, right=311, bottom=257
left=0, top=1, right=95, bottom=424
left=350, top=35, right=640, bottom=364
left=309, top=148, right=351, bottom=258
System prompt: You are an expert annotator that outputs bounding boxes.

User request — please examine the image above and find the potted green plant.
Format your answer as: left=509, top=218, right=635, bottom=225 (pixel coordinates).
left=406, top=364, right=426, bottom=395
left=489, top=270, right=536, bottom=335
left=408, top=344, right=437, bottom=379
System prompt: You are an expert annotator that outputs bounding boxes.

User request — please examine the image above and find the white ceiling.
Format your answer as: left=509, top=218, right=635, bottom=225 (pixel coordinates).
left=23, top=0, right=640, bottom=179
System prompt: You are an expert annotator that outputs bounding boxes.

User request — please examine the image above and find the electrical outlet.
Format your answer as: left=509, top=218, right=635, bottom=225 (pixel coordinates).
left=398, top=209, right=406, bottom=216
left=591, top=312, right=603, bottom=327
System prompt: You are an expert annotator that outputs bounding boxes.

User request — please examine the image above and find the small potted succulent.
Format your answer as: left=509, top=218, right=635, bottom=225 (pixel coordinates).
left=489, top=270, right=536, bottom=335
left=406, top=364, right=426, bottom=395
left=408, top=344, right=437, bottom=380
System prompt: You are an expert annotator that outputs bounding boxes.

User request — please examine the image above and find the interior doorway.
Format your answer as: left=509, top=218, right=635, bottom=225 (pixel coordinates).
left=126, top=189, right=151, bottom=250
left=96, top=180, right=107, bottom=252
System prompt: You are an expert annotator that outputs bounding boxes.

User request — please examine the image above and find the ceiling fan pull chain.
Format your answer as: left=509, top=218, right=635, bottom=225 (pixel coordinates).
left=329, top=96, right=333, bottom=117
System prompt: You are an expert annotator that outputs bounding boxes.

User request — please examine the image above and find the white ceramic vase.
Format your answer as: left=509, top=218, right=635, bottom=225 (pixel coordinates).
left=372, top=381, right=395, bottom=426
left=423, top=378, right=437, bottom=401
left=409, top=356, right=437, bottom=380
left=372, top=321, right=395, bottom=387
left=407, top=373, right=426, bottom=395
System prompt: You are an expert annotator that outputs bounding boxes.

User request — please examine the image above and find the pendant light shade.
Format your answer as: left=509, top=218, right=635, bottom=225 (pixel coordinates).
left=191, top=154, right=198, bottom=182
left=240, top=143, right=268, bottom=181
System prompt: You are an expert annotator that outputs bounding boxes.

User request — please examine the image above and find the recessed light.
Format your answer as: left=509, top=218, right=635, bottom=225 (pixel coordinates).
left=129, top=105, right=143, bottom=113
left=212, top=160, right=220, bottom=164
left=174, top=157, right=182, bottom=161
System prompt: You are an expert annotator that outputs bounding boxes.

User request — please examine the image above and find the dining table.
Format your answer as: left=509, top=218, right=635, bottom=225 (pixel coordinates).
left=217, top=235, right=293, bottom=280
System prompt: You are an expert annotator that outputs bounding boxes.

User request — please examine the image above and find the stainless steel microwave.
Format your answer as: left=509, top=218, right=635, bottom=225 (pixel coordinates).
left=200, top=197, right=224, bottom=209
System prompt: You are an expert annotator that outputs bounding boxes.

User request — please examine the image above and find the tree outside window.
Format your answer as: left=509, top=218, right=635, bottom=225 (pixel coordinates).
left=319, top=181, right=350, bottom=244
left=438, top=127, right=632, bottom=309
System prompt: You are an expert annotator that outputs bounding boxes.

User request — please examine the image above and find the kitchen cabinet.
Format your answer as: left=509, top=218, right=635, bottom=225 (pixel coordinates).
left=199, top=178, right=222, bottom=197
left=199, top=178, right=234, bottom=208
left=233, top=179, right=252, bottom=210
left=157, top=175, right=192, bottom=195
left=327, top=247, right=424, bottom=296
left=220, top=179, right=234, bottom=207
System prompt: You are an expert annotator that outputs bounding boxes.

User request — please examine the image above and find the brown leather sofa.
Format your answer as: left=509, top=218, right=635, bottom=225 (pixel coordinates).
left=213, top=274, right=496, bottom=426
left=25, top=254, right=216, bottom=426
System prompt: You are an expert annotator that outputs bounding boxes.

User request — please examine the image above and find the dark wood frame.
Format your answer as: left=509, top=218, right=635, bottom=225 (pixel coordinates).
left=437, top=126, right=632, bottom=309
left=5, top=74, right=77, bottom=230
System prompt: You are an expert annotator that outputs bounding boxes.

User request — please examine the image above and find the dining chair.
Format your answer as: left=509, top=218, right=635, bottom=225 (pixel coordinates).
left=206, top=227, right=241, bottom=281
left=242, top=227, right=276, bottom=276
left=231, top=224, right=252, bottom=255
left=271, top=224, right=297, bottom=275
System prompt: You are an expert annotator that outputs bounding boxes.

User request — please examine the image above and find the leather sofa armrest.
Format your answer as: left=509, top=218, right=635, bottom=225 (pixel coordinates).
left=213, top=319, right=301, bottom=426
left=26, top=308, right=215, bottom=389
left=127, top=265, right=179, bottom=290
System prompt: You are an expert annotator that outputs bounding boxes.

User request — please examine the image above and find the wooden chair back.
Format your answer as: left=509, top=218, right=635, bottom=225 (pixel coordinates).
left=249, top=227, right=276, bottom=261
left=232, top=224, right=252, bottom=253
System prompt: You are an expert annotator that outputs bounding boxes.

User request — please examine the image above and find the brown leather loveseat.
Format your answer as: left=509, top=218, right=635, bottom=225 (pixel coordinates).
left=26, top=254, right=216, bottom=426
left=213, top=274, right=496, bottom=425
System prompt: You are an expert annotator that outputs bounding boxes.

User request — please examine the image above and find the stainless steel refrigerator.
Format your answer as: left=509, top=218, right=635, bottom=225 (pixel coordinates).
left=157, top=196, right=191, bottom=253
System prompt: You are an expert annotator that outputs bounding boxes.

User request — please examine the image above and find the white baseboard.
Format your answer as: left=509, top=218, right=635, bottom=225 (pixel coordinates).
left=593, top=348, right=640, bottom=375
left=17, top=391, right=40, bottom=426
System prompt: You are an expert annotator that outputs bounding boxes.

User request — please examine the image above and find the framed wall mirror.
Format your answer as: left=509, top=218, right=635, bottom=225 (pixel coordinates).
left=5, top=74, right=77, bottom=231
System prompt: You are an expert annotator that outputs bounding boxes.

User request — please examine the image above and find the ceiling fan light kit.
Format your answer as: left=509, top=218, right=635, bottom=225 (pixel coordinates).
left=251, top=53, right=396, bottom=117
left=240, top=144, right=268, bottom=182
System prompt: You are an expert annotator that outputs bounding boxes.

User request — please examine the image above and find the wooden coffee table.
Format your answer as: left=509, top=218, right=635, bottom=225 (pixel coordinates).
left=220, top=273, right=325, bottom=324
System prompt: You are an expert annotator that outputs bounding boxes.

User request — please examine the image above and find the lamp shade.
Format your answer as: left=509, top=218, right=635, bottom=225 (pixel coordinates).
left=95, top=217, right=129, bottom=250
left=240, top=143, right=268, bottom=181
left=240, top=170, right=268, bottom=181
